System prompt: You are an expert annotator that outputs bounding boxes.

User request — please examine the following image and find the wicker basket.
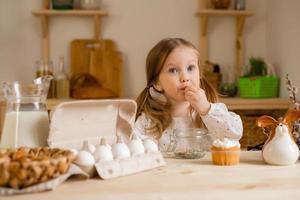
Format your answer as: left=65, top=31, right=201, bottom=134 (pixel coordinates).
left=238, top=109, right=286, bottom=149
left=0, top=147, right=75, bottom=189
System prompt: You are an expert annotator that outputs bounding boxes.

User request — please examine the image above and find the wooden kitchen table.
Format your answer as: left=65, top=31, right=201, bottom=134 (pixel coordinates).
left=3, top=151, right=300, bottom=200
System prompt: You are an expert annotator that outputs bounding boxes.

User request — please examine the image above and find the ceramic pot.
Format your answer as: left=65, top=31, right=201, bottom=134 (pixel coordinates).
left=257, top=109, right=300, bottom=165
left=52, top=0, right=74, bottom=9
left=210, top=0, right=231, bottom=9
left=262, top=123, right=299, bottom=165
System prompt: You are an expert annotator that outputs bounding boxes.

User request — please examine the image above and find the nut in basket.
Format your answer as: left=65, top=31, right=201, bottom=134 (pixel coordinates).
left=0, top=147, right=76, bottom=189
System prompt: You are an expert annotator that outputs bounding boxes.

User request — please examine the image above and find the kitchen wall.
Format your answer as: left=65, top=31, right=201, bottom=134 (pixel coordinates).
left=266, top=0, right=300, bottom=100
left=0, top=0, right=299, bottom=100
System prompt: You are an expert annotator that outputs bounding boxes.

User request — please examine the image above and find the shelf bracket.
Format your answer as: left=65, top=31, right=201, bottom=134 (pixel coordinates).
left=235, top=16, right=246, bottom=77
left=41, top=15, right=49, bottom=62
left=200, top=15, right=208, bottom=36
left=94, top=15, right=101, bottom=40
left=236, top=16, right=246, bottom=37
left=32, top=9, right=108, bottom=63
left=199, top=15, right=208, bottom=63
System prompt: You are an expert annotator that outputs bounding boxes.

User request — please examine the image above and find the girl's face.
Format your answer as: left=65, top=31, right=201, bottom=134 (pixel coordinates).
left=155, top=46, right=200, bottom=103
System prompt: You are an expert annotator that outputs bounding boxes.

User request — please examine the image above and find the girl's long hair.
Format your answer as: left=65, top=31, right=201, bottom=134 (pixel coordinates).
left=136, top=38, right=218, bottom=139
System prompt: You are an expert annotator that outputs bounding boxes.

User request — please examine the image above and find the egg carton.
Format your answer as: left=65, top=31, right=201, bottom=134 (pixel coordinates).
left=48, top=99, right=166, bottom=179
left=95, top=152, right=165, bottom=179
left=71, top=137, right=165, bottom=178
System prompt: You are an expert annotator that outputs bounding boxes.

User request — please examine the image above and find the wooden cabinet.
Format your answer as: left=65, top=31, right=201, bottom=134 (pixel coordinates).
left=32, top=2, right=108, bottom=63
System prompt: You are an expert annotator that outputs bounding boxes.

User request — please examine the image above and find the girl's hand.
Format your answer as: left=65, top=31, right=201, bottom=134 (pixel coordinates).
left=184, top=85, right=211, bottom=115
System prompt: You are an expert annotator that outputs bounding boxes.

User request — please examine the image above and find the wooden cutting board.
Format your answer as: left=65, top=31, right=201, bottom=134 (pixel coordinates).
left=70, top=39, right=123, bottom=98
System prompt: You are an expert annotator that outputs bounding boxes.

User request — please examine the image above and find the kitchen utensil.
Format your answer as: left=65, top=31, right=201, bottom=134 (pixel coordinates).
left=70, top=39, right=122, bottom=98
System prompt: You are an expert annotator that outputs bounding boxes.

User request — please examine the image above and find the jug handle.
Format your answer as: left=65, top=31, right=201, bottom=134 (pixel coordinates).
left=1, top=82, right=15, bottom=96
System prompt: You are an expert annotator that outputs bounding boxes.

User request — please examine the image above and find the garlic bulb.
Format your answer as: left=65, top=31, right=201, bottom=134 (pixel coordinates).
left=94, top=138, right=113, bottom=162
left=112, top=135, right=130, bottom=159
left=128, top=134, right=145, bottom=156
left=143, top=138, right=159, bottom=153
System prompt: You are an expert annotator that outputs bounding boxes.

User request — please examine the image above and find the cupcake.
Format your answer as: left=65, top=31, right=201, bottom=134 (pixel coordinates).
left=211, top=138, right=240, bottom=165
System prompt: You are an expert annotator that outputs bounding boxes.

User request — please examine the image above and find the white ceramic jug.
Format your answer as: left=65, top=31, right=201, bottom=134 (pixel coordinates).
left=257, top=109, right=300, bottom=165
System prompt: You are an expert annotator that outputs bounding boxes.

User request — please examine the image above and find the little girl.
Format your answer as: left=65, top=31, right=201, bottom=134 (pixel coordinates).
left=133, top=38, right=243, bottom=152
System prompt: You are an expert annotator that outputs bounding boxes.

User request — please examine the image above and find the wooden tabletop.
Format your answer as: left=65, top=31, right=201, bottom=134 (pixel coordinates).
left=4, top=151, right=300, bottom=200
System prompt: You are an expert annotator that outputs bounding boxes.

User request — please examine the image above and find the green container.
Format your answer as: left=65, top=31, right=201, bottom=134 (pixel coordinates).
left=238, top=76, right=279, bottom=98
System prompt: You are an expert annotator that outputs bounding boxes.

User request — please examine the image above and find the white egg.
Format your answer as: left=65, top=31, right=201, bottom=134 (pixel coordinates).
left=99, top=138, right=112, bottom=150
left=82, top=140, right=96, bottom=153
left=74, top=150, right=96, bottom=177
left=112, top=143, right=131, bottom=159
left=143, top=139, right=159, bottom=153
left=105, top=144, right=112, bottom=150
left=74, top=150, right=95, bottom=166
left=93, top=145, right=113, bottom=162
left=88, top=144, right=96, bottom=153
left=128, top=139, right=145, bottom=156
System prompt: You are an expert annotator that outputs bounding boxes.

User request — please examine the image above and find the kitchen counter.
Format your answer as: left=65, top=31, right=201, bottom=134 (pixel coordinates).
left=3, top=151, right=300, bottom=200
left=45, top=97, right=291, bottom=111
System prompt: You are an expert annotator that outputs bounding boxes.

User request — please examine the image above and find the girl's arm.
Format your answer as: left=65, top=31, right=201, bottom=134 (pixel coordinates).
left=185, top=85, right=242, bottom=140
left=200, top=103, right=243, bottom=140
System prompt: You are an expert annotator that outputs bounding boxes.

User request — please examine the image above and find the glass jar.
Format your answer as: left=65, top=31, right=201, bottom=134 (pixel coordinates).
left=0, top=76, right=53, bottom=148
left=234, top=0, right=246, bottom=10
left=173, top=128, right=212, bottom=159
left=36, top=60, right=55, bottom=98
left=79, top=0, right=101, bottom=10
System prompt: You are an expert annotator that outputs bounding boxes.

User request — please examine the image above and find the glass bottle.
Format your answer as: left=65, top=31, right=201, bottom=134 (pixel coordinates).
left=55, top=56, right=70, bottom=99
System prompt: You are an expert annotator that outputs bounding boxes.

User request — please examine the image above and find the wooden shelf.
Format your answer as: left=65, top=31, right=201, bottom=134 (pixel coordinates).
left=196, top=9, right=253, bottom=16
left=32, top=9, right=108, bottom=16
left=32, top=9, right=108, bottom=62
left=219, top=97, right=291, bottom=110
left=196, top=8, right=253, bottom=77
